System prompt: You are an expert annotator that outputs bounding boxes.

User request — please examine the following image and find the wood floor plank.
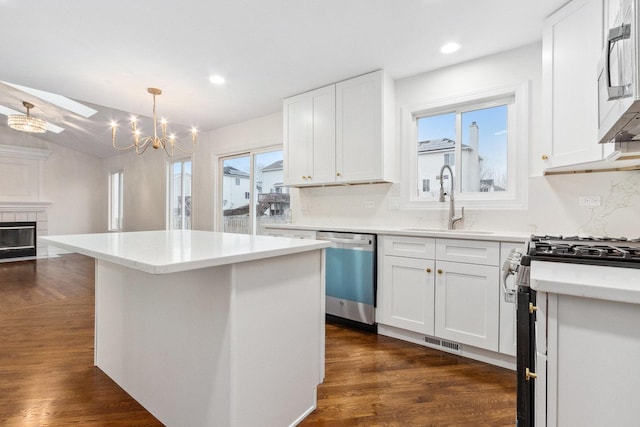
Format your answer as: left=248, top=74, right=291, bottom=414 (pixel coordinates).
left=0, top=254, right=516, bottom=426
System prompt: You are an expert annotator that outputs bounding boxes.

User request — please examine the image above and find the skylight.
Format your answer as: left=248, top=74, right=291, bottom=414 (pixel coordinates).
left=1, top=81, right=98, bottom=118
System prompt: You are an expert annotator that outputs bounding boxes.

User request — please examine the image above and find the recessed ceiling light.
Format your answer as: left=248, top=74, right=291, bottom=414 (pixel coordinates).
left=440, top=42, right=461, bottom=54
left=209, top=75, right=225, bottom=85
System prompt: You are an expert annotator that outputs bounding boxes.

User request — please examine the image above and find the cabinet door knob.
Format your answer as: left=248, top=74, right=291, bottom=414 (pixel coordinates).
left=336, top=172, right=341, bottom=177
left=437, top=269, right=443, bottom=274
left=308, top=176, right=312, bottom=180
left=525, top=367, right=538, bottom=381
left=542, top=154, right=549, bottom=161
left=529, top=303, right=538, bottom=314
left=302, top=176, right=306, bottom=180
left=426, top=268, right=432, bottom=273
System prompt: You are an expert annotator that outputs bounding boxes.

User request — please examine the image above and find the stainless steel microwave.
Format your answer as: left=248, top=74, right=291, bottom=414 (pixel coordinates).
left=597, top=0, right=640, bottom=144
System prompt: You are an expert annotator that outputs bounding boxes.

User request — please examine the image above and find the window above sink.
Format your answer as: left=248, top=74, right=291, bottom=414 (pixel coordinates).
left=400, top=82, right=530, bottom=210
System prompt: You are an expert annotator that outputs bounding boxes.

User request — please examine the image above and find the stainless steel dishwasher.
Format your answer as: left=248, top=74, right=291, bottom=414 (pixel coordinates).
left=316, top=231, right=376, bottom=329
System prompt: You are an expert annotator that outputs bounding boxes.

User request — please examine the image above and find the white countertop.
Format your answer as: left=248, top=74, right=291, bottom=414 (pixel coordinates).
left=264, top=223, right=530, bottom=242
left=531, top=260, right=640, bottom=304
left=41, top=230, right=330, bottom=275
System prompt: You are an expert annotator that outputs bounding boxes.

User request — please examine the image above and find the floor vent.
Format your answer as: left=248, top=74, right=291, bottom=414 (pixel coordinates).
left=424, top=336, right=441, bottom=346
left=423, top=336, right=462, bottom=353
left=441, top=339, right=461, bottom=352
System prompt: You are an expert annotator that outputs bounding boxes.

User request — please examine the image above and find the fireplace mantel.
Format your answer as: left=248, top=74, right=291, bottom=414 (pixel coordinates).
left=0, top=144, right=51, bottom=160
left=0, top=201, right=53, bottom=211
left=0, top=144, right=53, bottom=260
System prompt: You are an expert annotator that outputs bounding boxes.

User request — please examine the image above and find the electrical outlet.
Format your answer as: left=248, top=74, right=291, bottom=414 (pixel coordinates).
left=388, top=197, right=400, bottom=210
left=579, top=196, right=601, bottom=207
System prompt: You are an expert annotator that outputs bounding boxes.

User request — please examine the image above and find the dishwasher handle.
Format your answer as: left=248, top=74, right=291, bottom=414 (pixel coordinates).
left=316, top=236, right=372, bottom=246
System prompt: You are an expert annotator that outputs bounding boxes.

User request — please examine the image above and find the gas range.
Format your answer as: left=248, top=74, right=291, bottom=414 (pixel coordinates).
left=524, top=235, right=640, bottom=269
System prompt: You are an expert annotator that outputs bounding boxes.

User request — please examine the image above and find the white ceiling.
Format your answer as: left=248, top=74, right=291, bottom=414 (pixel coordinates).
left=0, top=0, right=568, bottom=158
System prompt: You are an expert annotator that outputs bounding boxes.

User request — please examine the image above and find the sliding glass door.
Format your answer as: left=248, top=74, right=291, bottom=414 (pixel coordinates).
left=220, top=149, right=289, bottom=235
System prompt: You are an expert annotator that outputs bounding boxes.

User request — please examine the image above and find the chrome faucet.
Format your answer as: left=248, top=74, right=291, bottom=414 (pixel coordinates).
left=438, top=165, right=464, bottom=230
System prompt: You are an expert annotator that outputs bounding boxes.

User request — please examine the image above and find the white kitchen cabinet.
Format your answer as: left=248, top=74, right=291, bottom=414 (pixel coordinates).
left=379, top=235, right=505, bottom=353
left=539, top=291, right=640, bottom=426
left=380, top=255, right=435, bottom=335
left=283, top=70, right=395, bottom=186
left=264, top=227, right=316, bottom=239
left=335, top=71, right=395, bottom=183
left=283, top=85, right=336, bottom=186
left=434, top=260, right=500, bottom=352
left=541, top=0, right=606, bottom=170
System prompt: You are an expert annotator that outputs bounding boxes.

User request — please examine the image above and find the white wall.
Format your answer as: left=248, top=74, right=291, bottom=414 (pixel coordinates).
left=0, top=126, right=103, bottom=236
left=289, top=43, right=640, bottom=237
left=6, top=42, right=638, bottom=239
left=102, top=147, right=170, bottom=231
left=193, top=113, right=283, bottom=231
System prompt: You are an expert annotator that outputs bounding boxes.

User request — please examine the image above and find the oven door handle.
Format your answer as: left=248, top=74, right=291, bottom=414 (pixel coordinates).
left=502, top=271, right=517, bottom=303
left=501, top=249, right=522, bottom=303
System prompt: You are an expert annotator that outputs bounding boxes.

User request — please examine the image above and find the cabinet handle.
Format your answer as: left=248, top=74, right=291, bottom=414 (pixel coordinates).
left=336, top=172, right=341, bottom=177
left=426, top=268, right=432, bottom=273
left=525, top=367, right=538, bottom=381
left=529, top=303, right=538, bottom=314
left=541, top=154, right=549, bottom=161
left=437, top=269, right=443, bottom=274
left=308, top=176, right=312, bottom=180
left=302, top=176, right=306, bottom=180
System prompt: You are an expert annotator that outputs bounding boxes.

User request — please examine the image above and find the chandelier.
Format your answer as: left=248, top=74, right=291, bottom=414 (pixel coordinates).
left=111, top=88, right=197, bottom=156
left=8, top=101, right=47, bottom=133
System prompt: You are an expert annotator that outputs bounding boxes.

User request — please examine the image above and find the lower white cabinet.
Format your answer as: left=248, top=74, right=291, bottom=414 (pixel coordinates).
left=381, top=255, right=435, bottom=335
left=434, top=260, right=500, bottom=352
left=378, top=235, right=523, bottom=359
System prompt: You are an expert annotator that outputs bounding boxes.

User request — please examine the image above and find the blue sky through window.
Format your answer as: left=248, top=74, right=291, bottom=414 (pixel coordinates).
left=417, top=105, right=508, bottom=190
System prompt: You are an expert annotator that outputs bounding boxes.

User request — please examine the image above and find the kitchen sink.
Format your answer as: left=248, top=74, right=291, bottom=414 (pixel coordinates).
left=402, top=228, right=495, bottom=235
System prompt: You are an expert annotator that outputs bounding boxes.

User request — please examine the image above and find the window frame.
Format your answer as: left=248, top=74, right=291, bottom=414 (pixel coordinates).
left=401, top=82, right=529, bottom=210
left=167, top=157, right=193, bottom=230
left=108, top=170, right=124, bottom=231
left=216, top=145, right=287, bottom=235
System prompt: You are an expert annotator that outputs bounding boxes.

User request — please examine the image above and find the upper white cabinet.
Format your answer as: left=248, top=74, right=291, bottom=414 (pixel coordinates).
left=283, top=85, right=336, bottom=186
left=541, top=0, right=606, bottom=170
left=283, top=70, right=395, bottom=186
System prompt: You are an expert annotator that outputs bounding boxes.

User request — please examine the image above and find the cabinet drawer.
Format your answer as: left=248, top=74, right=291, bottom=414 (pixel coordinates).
left=382, top=235, right=436, bottom=259
left=435, top=239, right=499, bottom=266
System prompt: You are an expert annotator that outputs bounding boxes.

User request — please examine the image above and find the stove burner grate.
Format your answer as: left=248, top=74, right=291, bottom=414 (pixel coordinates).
left=528, top=235, right=640, bottom=265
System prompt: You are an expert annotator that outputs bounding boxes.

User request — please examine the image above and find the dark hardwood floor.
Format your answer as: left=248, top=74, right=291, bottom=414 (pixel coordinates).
left=0, top=254, right=516, bottom=426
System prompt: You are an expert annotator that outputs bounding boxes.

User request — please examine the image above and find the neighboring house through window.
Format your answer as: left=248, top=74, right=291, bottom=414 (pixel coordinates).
left=405, top=82, right=528, bottom=208
left=219, top=149, right=291, bottom=235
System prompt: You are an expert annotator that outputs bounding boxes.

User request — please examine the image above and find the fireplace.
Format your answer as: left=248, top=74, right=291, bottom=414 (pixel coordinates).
left=0, top=222, right=36, bottom=259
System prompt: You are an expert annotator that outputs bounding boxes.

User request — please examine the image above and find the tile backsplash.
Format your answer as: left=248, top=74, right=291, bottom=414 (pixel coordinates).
left=291, top=170, right=640, bottom=237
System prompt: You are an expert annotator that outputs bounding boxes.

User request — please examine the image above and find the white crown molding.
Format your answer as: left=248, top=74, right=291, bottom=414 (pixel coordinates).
left=0, top=143, right=51, bottom=160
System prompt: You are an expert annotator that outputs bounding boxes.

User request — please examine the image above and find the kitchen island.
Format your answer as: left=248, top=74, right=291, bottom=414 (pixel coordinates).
left=41, top=230, right=330, bottom=427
